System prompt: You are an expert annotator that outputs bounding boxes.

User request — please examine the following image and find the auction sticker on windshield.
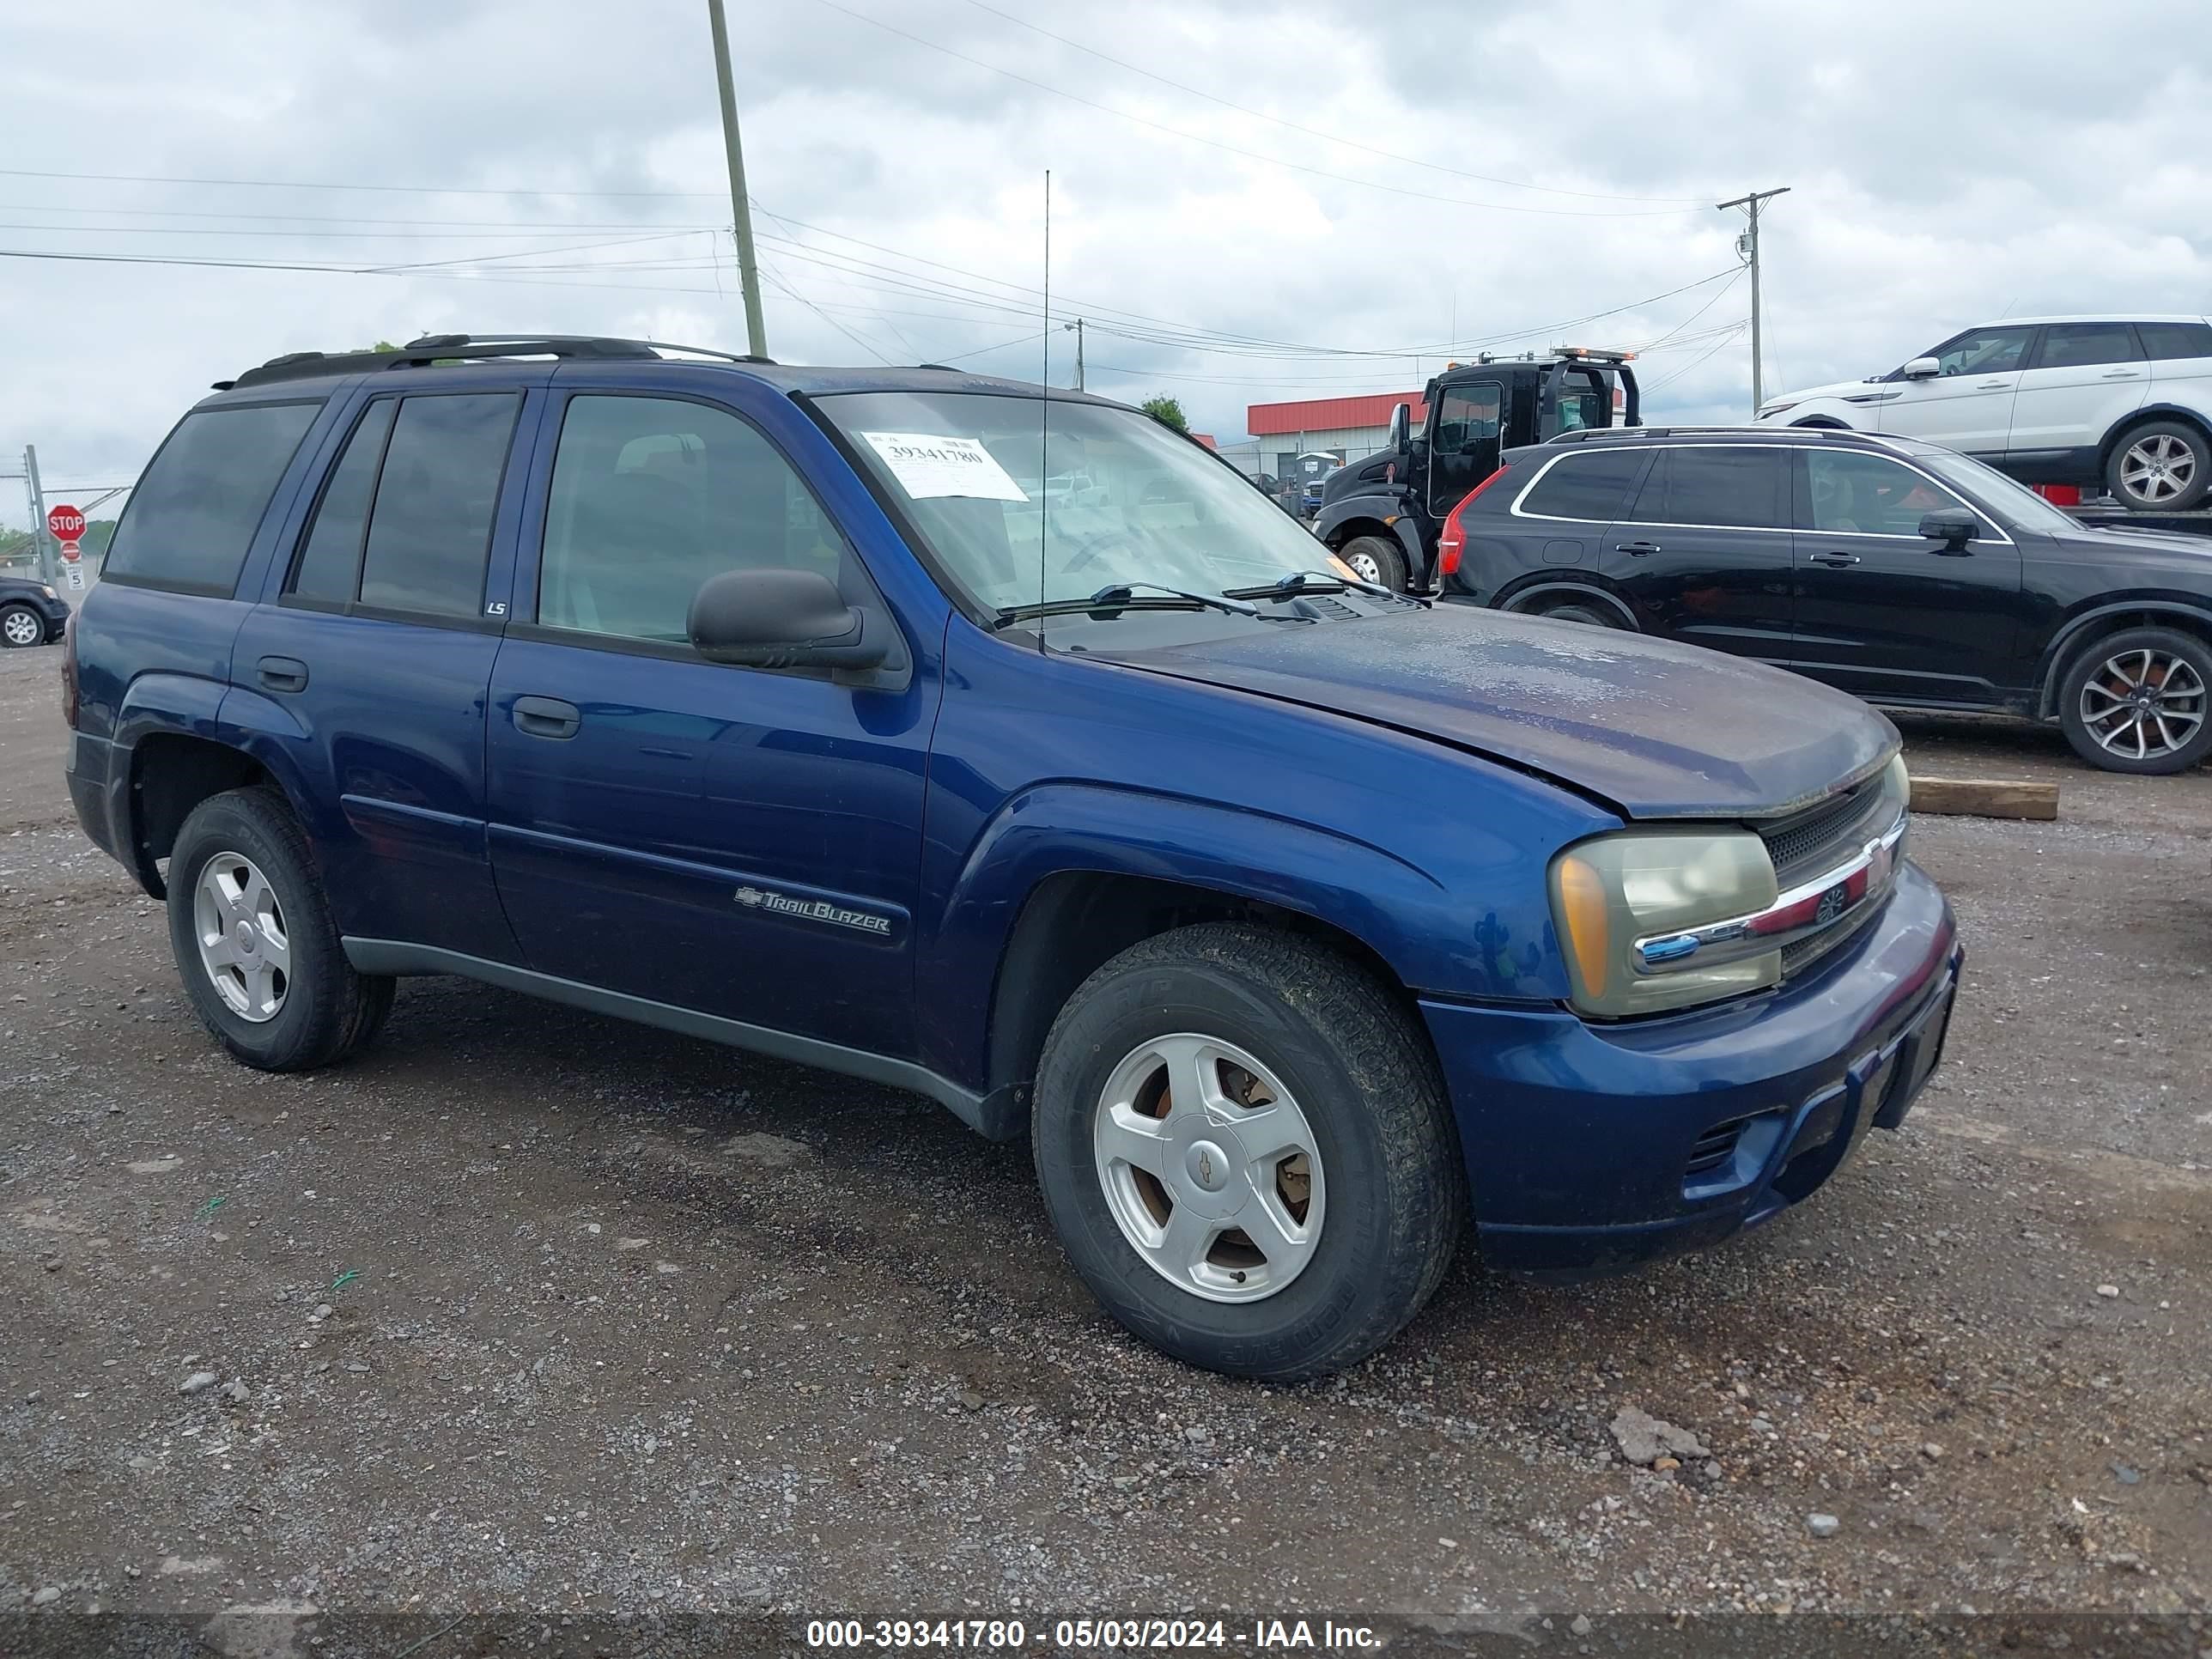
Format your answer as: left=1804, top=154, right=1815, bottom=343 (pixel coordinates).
left=860, top=432, right=1029, bottom=502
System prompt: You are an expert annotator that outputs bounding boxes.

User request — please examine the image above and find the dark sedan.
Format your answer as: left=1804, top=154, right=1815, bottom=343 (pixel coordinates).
left=0, top=574, right=70, bottom=648
left=1437, top=424, right=2212, bottom=774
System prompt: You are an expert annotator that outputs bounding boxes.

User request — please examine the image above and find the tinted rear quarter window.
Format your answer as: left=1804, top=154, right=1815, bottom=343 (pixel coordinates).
left=103, top=402, right=320, bottom=593
left=357, top=393, right=521, bottom=617
left=1627, top=447, right=1786, bottom=529
left=2139, top=321, right=2212, bottom=362
left=1517, top=447, right=1649, bottom=520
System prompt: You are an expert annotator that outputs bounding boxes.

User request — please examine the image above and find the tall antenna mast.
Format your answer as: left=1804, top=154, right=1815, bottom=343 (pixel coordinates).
left=1038, top=169, right=1051, bottom=653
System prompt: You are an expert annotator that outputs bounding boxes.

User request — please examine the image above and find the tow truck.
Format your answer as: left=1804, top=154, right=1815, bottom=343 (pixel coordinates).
left=1313, top=347, right=1642, bottom=591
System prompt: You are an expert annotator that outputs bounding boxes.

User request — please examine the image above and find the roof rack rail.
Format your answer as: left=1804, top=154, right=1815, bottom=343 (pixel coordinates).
left=224, top=334, right=772, bottom=390
left=1543, top=422, right=1905, bottom=447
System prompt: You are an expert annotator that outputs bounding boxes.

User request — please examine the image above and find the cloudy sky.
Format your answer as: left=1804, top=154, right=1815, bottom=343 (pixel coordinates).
left=3, top=0, right=2209, bottom=525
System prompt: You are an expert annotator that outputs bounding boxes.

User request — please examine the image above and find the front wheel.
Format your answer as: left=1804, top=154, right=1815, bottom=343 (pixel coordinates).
left=1335, top=534, right=1409, bottom=592
left=1, top=605, right=46, bottom=648
left=2057, top=627, right=2212, bottom=774
left=1032, top=923, right=1464, bottom=1381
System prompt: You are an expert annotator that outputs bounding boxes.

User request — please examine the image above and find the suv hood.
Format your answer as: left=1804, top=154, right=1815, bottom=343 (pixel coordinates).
left=1106, top=605, right=1897, bottom=820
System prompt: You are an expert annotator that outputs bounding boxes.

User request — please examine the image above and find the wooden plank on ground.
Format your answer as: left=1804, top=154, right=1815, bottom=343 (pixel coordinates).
left=1910, top=775, right=2059, bottom=821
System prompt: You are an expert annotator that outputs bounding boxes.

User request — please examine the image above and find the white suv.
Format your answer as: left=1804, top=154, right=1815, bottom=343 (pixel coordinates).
left=1757, top=315, right=2212, bottom=512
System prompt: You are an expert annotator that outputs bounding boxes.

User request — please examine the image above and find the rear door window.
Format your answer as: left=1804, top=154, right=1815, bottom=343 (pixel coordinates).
left=356, top=393, right=522, bottom=618
left=1516, top=447, right=1649, bottom=521
left=2031, top=323, right=2142, bottom=370
left=1625, top=447, right=1787, bottom=529
left=287, top=398, right=398, bottom=605
left=102, top=402, right=320, bottom=594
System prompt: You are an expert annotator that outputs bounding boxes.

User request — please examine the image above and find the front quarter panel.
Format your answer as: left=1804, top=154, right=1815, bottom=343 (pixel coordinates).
left=915, top=623, right=1613, bottom=1088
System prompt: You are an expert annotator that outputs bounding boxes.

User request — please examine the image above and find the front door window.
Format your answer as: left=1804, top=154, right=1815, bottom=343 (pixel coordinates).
left=1426, top=380, right=1503, bottom=515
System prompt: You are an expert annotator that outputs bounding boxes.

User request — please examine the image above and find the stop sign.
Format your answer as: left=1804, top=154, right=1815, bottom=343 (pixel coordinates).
left=46, top=504, right=85, bottom=542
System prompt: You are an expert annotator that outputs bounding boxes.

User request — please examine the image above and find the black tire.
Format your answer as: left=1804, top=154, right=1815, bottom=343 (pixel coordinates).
left=2057, top=626, right=2212, bottom=775
left=1336, top=534, right=1409, bottom=592
left=166, top=786, right=395, bottom=1070
left=1032, top=922, right=1464, bottom=1382
left=1, top=604, right=46, bottom=649
left=1531, top=599, right=1622, bottom=629
left=2104, top=419, right=2211, bottom=513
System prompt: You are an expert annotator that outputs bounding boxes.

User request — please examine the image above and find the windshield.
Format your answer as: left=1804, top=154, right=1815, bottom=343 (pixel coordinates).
left=819, top=391, right=1327, bottom=613
left=1909, top=447, right=2084, bottom=536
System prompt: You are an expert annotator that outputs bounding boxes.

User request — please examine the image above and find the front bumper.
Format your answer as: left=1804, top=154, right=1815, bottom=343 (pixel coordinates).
left=1422, top=860, right=1959, bottom=1279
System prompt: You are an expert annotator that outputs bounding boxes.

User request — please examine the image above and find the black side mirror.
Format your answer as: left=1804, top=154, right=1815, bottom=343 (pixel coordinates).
left=1919, top=507, right=1978, bottom=553
left=688, top=568, right=889, bottom=671
left=1388, top=401, right=1411, bottom=454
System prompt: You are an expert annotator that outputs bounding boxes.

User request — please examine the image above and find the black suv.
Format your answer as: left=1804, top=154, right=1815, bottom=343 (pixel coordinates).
left=1437, top=425, right=2212, bottom=774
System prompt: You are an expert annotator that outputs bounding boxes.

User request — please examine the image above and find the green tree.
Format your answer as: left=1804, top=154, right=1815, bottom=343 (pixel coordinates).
left=1139, top=395, right=1188, bottom=432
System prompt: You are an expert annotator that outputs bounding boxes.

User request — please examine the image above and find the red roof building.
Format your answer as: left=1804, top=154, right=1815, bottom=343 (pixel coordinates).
left=1246, top=392, right=1425, bottom=437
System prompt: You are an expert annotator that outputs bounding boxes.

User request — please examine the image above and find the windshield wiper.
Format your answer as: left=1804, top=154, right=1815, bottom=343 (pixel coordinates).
left=1221, top=568, right=1421, bottom=604
left=992, top=582, right=1307, bottom=629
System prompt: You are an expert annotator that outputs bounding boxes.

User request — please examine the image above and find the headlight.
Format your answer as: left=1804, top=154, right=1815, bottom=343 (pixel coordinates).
left=1756, top=401, right=1797, bottom=419
left=40, top=584, right=57, bottom=599
left=1549, top=830, right=1780, bottom=1018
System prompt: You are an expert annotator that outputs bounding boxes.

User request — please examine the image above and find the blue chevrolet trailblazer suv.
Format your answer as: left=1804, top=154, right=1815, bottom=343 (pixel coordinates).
left=65, top=334, right=1961, bottom=1380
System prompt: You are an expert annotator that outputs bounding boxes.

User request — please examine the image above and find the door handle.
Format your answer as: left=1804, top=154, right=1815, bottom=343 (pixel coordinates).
left=512, top=696, right=581, bottom=739
left=1614, top=540, right=1662, bottom=556
left=2100, top=368, right=2141, bottom=379
left=1808, top=551, right=1862, bottom=568
left=256, top=655, right=309, bottom=693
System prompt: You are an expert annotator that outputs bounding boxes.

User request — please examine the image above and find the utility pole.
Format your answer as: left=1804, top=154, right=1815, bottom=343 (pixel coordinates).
left=1717, top=186, right=1790, bottom=416
left=1064, top=318, right=1085, bottom=391
left=23, top=446, right=57, bottom=586
left=706, top=0, right=769, bottom=358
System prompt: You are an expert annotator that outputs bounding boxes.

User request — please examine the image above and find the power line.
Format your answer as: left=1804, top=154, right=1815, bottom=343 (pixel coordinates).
left=0, top=166, right=717, bottom=200
left=805, top=0, right=1699, bottom=219
left=957, top=0, right=1710, bottom=205
left=0, top=201, right=715, bottom=231
left=1643, top=322, right=1751, bottom=394
left=0, top=219, right=714, bottom=241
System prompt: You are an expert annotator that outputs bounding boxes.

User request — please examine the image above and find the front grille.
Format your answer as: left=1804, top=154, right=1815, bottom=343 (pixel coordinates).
left=1758, top=775, right=1890, bottom=889
left=1753, top=765, right=1907, bottom=982
left=1684, top=1118, right=1747, bottom=1178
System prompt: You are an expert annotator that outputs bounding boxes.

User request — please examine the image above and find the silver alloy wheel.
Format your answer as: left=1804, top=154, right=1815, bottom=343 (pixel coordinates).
left=1341, top=548, right=1383, bottom=584
left=1091, top=1032, right=1325, bottom=1304
left=192, top=852, right=292, bottom=1023
left=2119, top=433, right=2198, bottom=505
left=2, top=609, right=40, bottom=647
left=2077, top=647, right=2208, bottom=761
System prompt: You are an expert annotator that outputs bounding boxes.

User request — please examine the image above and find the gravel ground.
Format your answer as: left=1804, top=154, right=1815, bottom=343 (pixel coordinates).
left=1, top=643, right=2207, bottom=1644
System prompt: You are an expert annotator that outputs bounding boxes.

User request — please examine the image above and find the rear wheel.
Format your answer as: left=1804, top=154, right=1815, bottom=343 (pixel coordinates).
left=166, top=786, right=395, bottom=1070
left=1335, top=534, right=1408, bottom=592
left=2105, top=421, right=2211, bottom=512
left=1, top=605, right=45, bottom=648
left=1529, top=598, right=1622, bottom=629
left=2057, top=627, right=2212, bottom=774
left=1031, top=922, right=1464, bottom=1381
